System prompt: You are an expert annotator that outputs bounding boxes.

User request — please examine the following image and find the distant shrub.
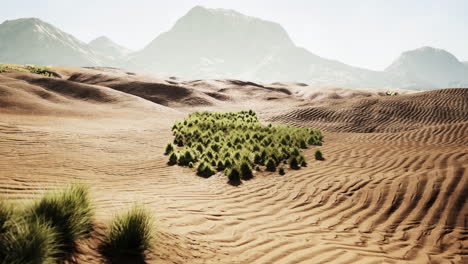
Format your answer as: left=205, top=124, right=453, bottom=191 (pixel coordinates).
left=279, top=167, right=285, bottom=175
left=239, top=160, right=253, bottom=180
left=164, top=143, right=174, bottom=155
left=168, top=152, right=178, bottom=165
left=289, top=156, right=300, bottom=170
left=227, top=167, right=241, bottom=185
left=197, top=162, right=215, bottom=178
left=265, top=158, right=276, bottom=172
left=315, top=150, right=324, bottom=160
left=101, top=205, right=154, bottom=258
left=166, top=111, right=323, bottom=184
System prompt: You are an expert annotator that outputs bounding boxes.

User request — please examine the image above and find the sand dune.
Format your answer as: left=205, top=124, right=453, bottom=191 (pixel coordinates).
left=0, top=68, right=466, bottom=263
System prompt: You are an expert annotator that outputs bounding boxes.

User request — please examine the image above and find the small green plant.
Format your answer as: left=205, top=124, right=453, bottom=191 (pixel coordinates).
left=101, top=205, right=154, bottom=258
left=168, top=152, right=178, bottom=165
left=197, top=161, right=215, bottom=178
left=279, top=167, right=285, bottom=175
left=164, top=143, right=174, bottom=155
left=227, top=167, right=241, bottom=185
left=265, top=158, right=277, bottom=172
left=289, top=156, right=300, bottom=170
left=27, top=183, right=93, bottom=253
left=239, top=160, right=253, bottom=180
left=315, top=149, right=324, bottom=160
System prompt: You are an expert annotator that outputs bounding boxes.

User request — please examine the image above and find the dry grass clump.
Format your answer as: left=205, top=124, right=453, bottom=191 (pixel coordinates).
left=165, top=110, right=323, bottom=184
left=100, top=205, right=155, bottom=259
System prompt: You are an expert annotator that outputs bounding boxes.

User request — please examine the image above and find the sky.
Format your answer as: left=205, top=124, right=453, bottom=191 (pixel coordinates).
left=1, top=0, right=467, bottom=70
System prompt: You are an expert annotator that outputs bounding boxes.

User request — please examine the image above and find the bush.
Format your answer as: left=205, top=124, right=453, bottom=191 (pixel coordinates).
left=164, top=143, right=174, bottom=155
left=27, top=183, right=93, bottom=253
left=216, top=160, right=225, bottom=171
left=227, top=167, right=241, bottom=185
left=315, top=149, right=324, bottom=160
left=265, top=158, right=276, bottom=172
left=279, top=167, right=285, bottom=175
left=239, top=160, right=253, bottom=180
left=168, top=152, right=178, bottom=165
left=197, top=162, right=215, bottom=178
left=101, top=205, right=154, bottom=258
left=289, top=156, right=300, bottom=170
left=0, top=219, right=59, bottom=264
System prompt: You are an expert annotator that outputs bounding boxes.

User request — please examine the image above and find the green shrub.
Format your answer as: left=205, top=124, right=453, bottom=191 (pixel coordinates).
left=239, top=160, right=253, bottom=180
left=197, top=162, right=215, bottom=178
left=0, top=219, right=59, bottom=264
left=216, top=160, right=225, bottom=171
left=27, top=183, right=93, bottom=253
left=279, top=167, right=285, bottom=175
left=227, top=167, right=241, bottom=185
left=101, top=205, right=154, bottom=258
left=315, top=150, right=324, bottom=160
left=168, top=152, right=178, bottom=165
left=265, top=158, right=276, bottom=172
left=164, top=143, right=174, bottom=155
left=289, top=156, right=300, bottom=170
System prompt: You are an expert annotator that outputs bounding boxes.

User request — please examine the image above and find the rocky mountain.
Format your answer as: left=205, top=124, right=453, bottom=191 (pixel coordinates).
left=129, top=6, right=429, bottom=89
left=385, top=47, right=468, bottom=88
left=0, top=18, right=106, bottom=66
left=89, top=36, right=131, bottom=60
left=1, top=10, right=466, bottom=90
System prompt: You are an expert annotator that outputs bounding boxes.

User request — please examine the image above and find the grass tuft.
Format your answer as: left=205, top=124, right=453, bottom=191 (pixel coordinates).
left=0, top=219, right=59, bottom=264
left=101, top=205, right=155, bottom=258
left=27, top=183, right=93, bottom=253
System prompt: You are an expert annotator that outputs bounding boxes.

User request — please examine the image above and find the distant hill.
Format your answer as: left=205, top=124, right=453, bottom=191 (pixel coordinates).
left=1, top=11, right=466, bottom=90
left=385, top=47, right=468, bottom=88
left=130, top=6, right=402, bottom=89
left=0, top=18, right=107, bottom=66
left=89, top=36, right=131, bottom=60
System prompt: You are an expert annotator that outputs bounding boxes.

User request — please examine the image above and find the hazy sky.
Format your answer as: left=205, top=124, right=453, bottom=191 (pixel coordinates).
left=1, top=0, right=467, bottom=70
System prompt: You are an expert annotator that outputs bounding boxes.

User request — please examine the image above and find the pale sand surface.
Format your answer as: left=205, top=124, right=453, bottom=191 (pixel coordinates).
left=0, top=68, right=466, bottom=263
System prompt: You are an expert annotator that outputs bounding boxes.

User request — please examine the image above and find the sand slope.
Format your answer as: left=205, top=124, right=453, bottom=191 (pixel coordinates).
left=0, top=68, right=466, bottom=263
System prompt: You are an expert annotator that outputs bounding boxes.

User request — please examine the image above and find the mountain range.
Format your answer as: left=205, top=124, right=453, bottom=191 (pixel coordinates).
left=1, top=6, right=467, bottom=90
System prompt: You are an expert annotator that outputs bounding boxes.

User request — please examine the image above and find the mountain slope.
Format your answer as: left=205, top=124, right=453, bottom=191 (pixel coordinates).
left=385, top=47, right=468, bottom=88
left=0, top=18, right=106, bottom=66
left=130, top=6, right=432, bottom=89
left=89, top=36, right=131, bottom=59
left=131, top=6, right=294, bottom=79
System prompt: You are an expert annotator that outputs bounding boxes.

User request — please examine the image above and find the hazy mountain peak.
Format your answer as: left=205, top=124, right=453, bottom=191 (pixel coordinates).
left=0, top=17, right=106, bottom=66
left=89, top=36, right=131, bottom=58
left=386, top=46, right=467, bottom=87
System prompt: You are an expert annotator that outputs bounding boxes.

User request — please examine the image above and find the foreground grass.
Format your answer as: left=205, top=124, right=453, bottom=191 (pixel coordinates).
left=27, top=183, right=94, bottom=254
left=166, top=110, right=323, bottom=184
left=101, top=205, right=155, bottom=259
left=0, top=185, right=157, bottom=263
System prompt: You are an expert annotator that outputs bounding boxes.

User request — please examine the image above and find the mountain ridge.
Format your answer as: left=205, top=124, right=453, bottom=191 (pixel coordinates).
left=1, top=8, right=466, bottom=90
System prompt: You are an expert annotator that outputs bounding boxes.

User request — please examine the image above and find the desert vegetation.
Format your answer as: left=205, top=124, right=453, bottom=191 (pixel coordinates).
left=0, top=184, right=156, bottom=263
left=0, top=64, right=57, bottom=77
left=165, top=110, right=323, bottom=184
left=100, top=205, right=155, bottom=259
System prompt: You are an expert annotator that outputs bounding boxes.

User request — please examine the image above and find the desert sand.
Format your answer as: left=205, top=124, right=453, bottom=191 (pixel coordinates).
left=0, top=68, right=466, bottom=263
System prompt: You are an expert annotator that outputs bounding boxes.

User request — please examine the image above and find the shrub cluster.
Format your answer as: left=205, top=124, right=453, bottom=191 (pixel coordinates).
left=165, top=110, right=323, bottom=184
left=0, top=64, right=56, bottom=77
